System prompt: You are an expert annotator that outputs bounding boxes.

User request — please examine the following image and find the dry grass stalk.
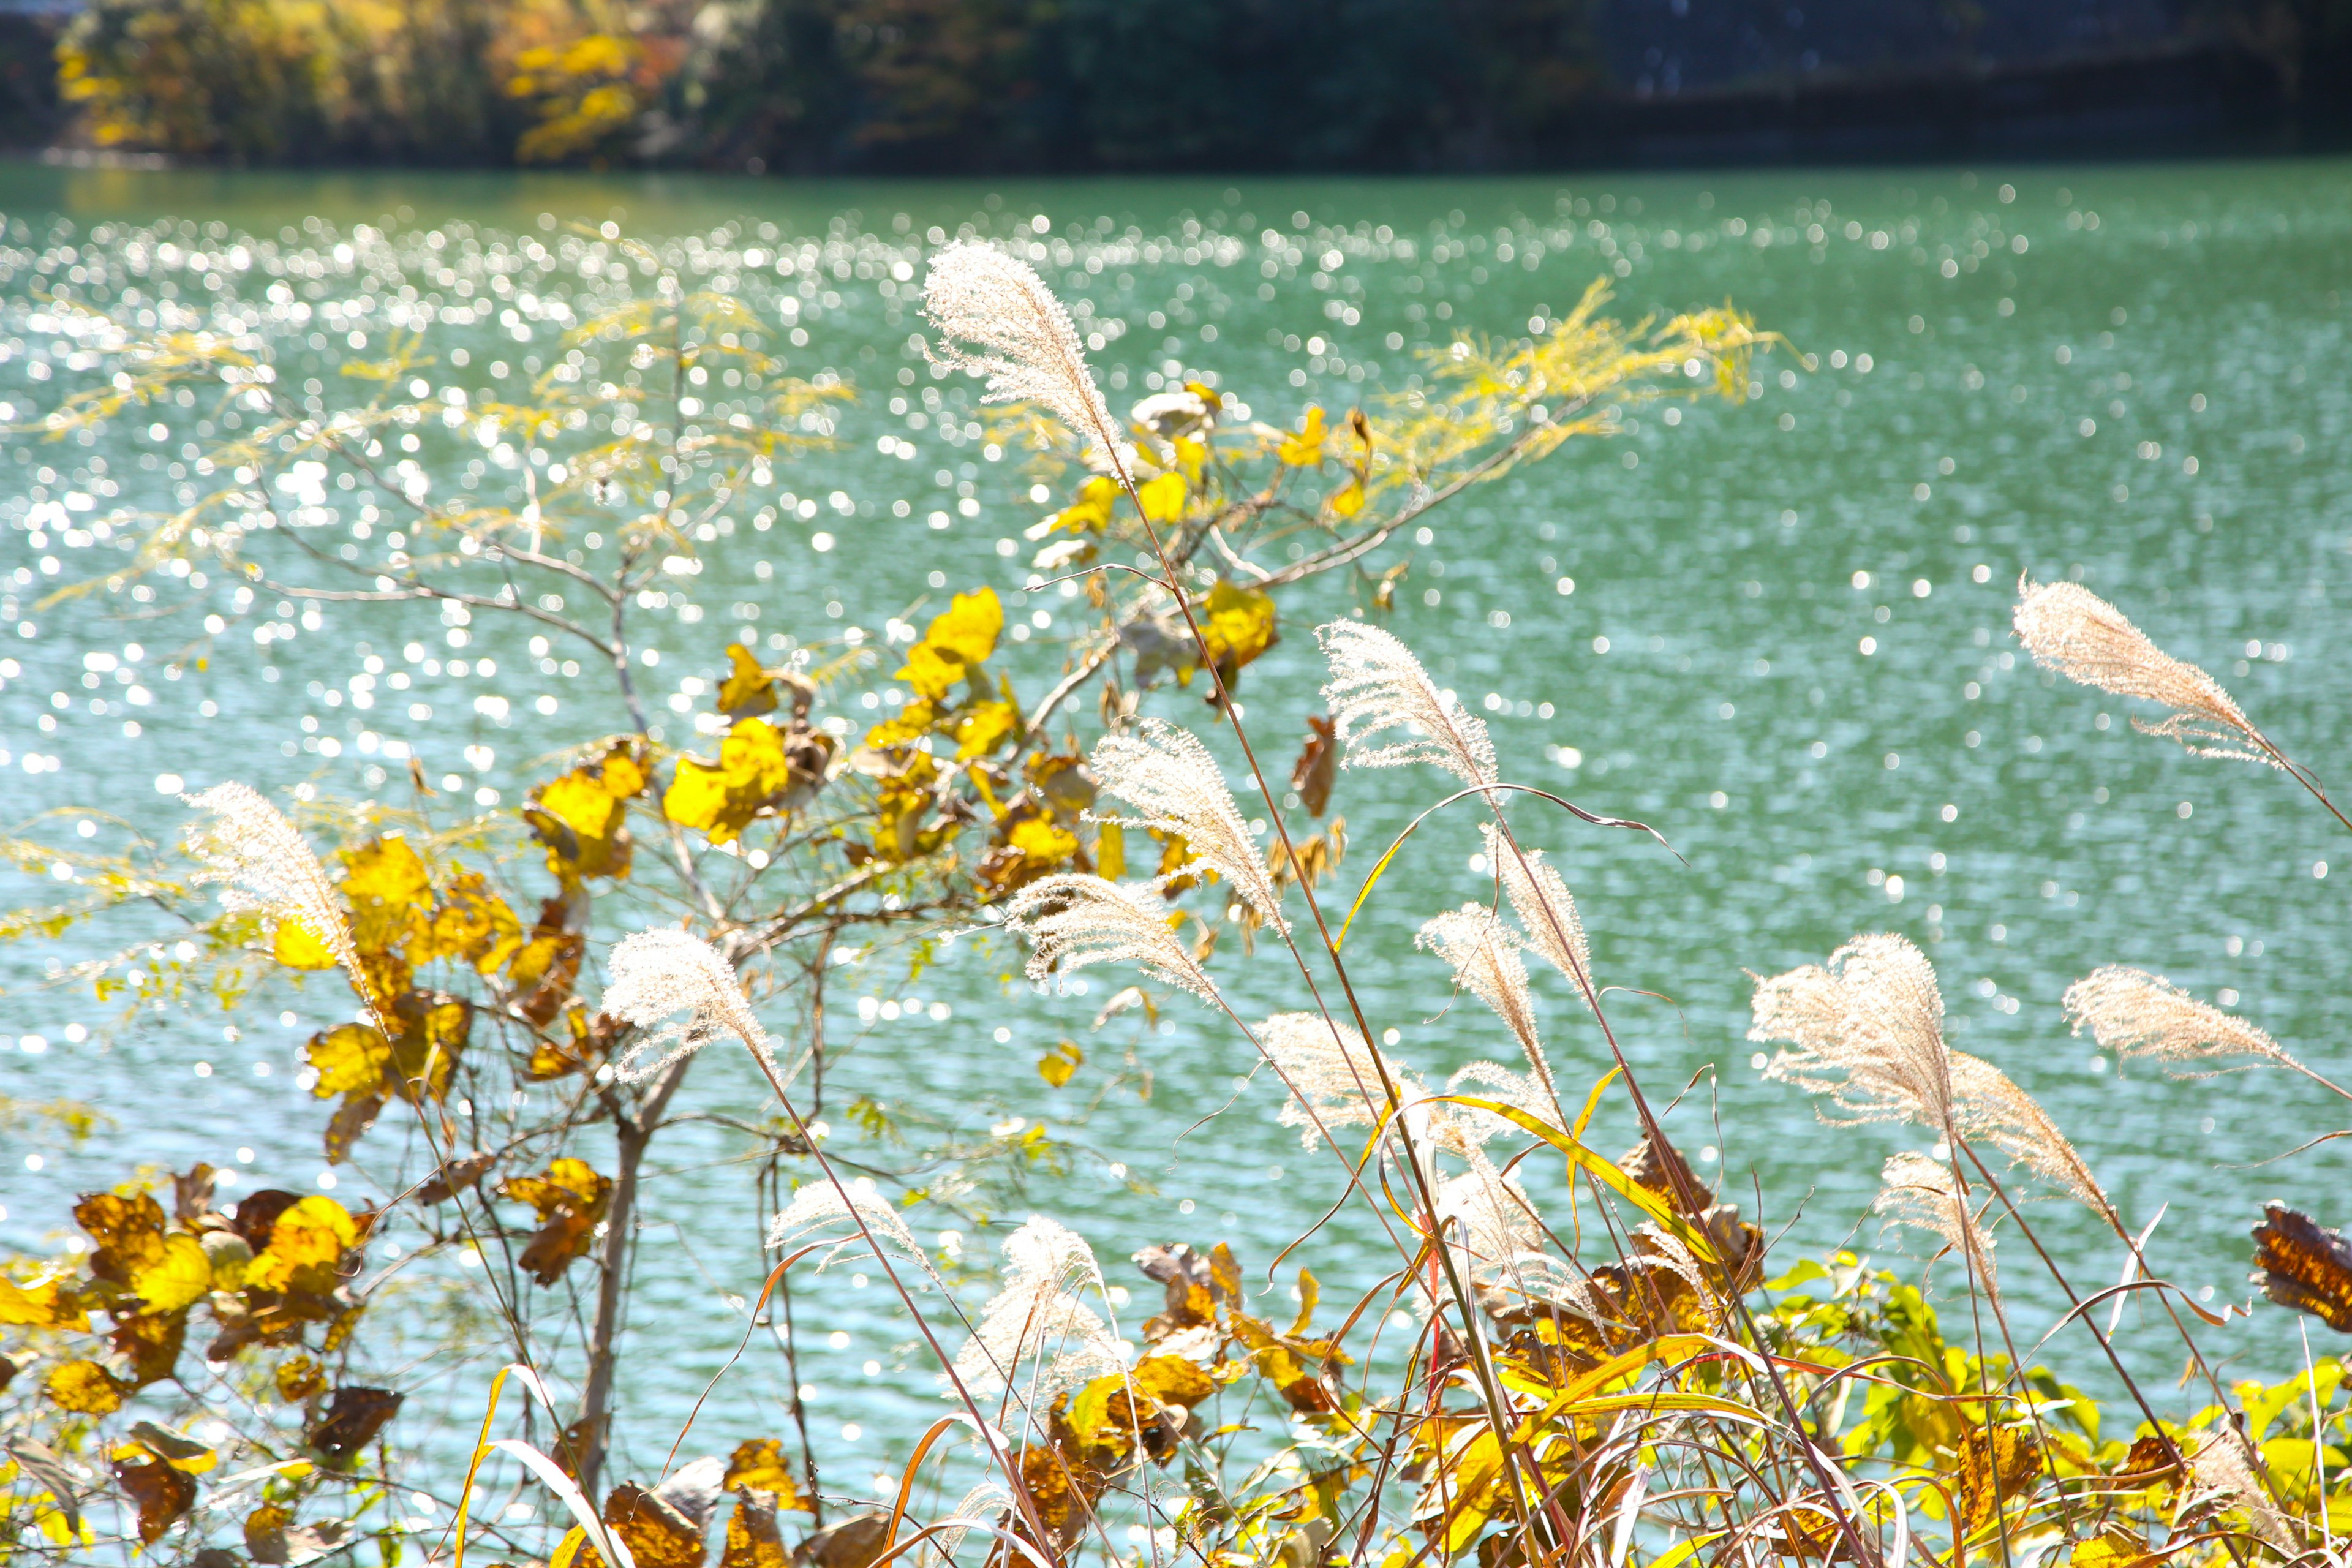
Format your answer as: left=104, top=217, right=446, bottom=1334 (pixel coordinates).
left=602, top=927, right=774, bottom=1083
left=183, top=782, right=379, bottom=1028
left=1000, top=874, right=1219, bottom=1005
left=923, top=241, right=1121, bottom=475
left=954, top=1217, right=1121, bottom=1404
left=1872, top=1152, right=1999, bottom=1299
left=2012, top=576, right=2273, bottom=765
left=1482, top=822, right=1594, bottom=1009
left=1090, top=718, right=1286, bottom=933
left=1317, top=619, right=1499, bottom=788
left=2063, top=965, right=2316, bottom=1082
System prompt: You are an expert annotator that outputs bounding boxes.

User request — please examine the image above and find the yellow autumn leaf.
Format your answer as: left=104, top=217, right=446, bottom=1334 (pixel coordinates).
left=47, top=1360, right=123, bottom=1414
left=0, top=1272, right=86, bottom=1330
left=1096, top=821, right=1126, bottom=880
left=306, top=1023, right=391, bottom=1099
left=1045, top=475, right=1119, bottom=533
left=954, top=700, right=1019, bottom=760
left=246, top=1196, right=359, bottom=1295
left=1008, top=815, right=1078, bottom=867
left=130, top=1234, right=214, bottom=1313
left=1136, top=471, right=1186, bottom=524
left=1278, top=405, right=1329, bottom=466
left=922, top=586, right=1003, bottom=666
left=1199, top=579, right=1279, bottom=673
left=1329, top=477, right=1367, bottom=518
left=717, top=643, right=779, bottom=718
left=272, top=919, right=340, bottom=971
left=416, top=869, right=524, bottom=974
left=664, top=717, right=795, bottom=844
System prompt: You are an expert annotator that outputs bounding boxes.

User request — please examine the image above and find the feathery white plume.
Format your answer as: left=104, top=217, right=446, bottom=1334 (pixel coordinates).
left=2064, top=965, right=2311, bottom=1079
left=1444, top=1060, right=1559, bottom=1138
left=1753, top=935, right=2112, bottom=1219
left=766, top=1178, right=942, bottom=1287
left=184, top=782, right=375, bottom=1022
left=1260, top=1012, right=1472, bottom=1156
left=1090, top=719, right=1285, bottom=933
left=2181, top=1429, right=2297, bottom=1555
left=1317, top=620, right=1498, bottom=787
left=954, top=1218, right=1121, bottom=1406
left=1945, top=1052, right=2112, bottom=1219
left=601, top=928, right=772, bottom=1084
left=2013, top=576, right=2272, bottom=765
left=924, top=242, right=1123, bottom=475
left=1482, top=823, right=1593, bottom=1005
left=1872, top=1152, right=1998, bottom=1298
left=1749, top=933, right=1954, bottom=1131
left=1000, top=874, right=1218, bottom=1004
left=1437, top=1150, right=1544, bottom=1281
left=1419, top=905, right=1547, bottom=1074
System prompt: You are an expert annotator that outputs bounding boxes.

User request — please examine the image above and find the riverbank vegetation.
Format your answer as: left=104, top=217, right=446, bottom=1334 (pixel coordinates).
left=6, top=226, right=2352, bottom=1568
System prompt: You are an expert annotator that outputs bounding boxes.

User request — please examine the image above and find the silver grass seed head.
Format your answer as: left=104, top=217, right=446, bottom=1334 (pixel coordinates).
left=924, top=241, right=1124, bottom=478
left=2183, top=1429, right=2299, bottom=1555
left=1317, top=619, right=1499, bottom=788
left=1482, top=823, right=1594, bottom=1006
left=2013, top=576, right=2271, bottom=764
left=1090, top=718, right=1286, bottom=934
left=1259, top=1012, right=1474, bottom=1157
left=1000, top=873, right=1219, bottom=1005
left=603, top=927, right=773, bottom=1084
left=2063, top=965, right=2296, bottom=1076
left=1873, top=1151, right=1998, bottom=1299
left=183, top=782, right=372, bottom=1019
left=767, top=1178, right=943, bottom=1288
left=1419, top=903, right=1547, bottom=1072
left=1946, top=1051, right=2112, bottom=1219
left=954, top=1216, right=1121, bottom=1406
left=1749, top=933, right=1953, bottom=1132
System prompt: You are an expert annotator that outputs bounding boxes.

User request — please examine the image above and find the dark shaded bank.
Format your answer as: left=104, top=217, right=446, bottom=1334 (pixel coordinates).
left=5, top=0, right=2350, bottom=170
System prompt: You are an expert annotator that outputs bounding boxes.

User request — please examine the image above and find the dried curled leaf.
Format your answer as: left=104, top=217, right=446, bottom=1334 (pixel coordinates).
left=112, top=1446, right=197, bottom=1544
left=2252, top=1202, right=2352, bottom=1332
left=306, top=1386, right=402, bottom=1461
left=502, top=1158, right=614, bottom=1285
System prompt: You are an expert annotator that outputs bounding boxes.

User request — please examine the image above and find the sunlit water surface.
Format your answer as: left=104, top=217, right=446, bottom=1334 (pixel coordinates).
left=2, top=157, right=2351, bottom=1515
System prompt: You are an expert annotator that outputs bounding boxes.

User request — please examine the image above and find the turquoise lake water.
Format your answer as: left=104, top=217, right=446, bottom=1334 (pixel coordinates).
left=2, top=155, right=2350, bottom=1511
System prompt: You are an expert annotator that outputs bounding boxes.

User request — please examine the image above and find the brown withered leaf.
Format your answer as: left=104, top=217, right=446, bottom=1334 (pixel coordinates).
left=2252, top=1202, right=2352, bottom=1332
left=1620, top=1133, right=1713, bottom=1214
left=1016, top=1446, right=1092, bottom=1553
left=2110, top=1434, right=2182, bottom=1488
left=230, top=1189, right=304, bottom=1253
left=323, top=1093, right=383, bottom=1166
left=0, top=1355, right=13, bottom=1395
left=503, top=1158, right=613, bottom=1286
left=75, top=1189, right=170, bottom=1284
left=307, top=1386, right=402, bottom=1460
left=415, top=1152, right=496, bottom=1206
left=511, top=895, right=589, bottom=1027
left=8, top=1440, right=80, bottom=1534
left=112, top=1307, right=188, bottom=1389
left=794, top=1510, right=891, bottom=1568
left=1134, top=1244, right=1216, bottom=1339
left=173, top=1164, right=220, bottom=1226
left=245, top=1502, right=295, bottom=1563
left=113, top=1447, right=197, bottom=1544
left=1290, top=714, right=1338, bottom=816
left=723, top=1438, right=813, bottom=1513
left=723, top=1489, right=790, bottom=1568
left=603, top=1482, right=707, bottom=1568
left=1957, top=1423, right=2040, bottom=1536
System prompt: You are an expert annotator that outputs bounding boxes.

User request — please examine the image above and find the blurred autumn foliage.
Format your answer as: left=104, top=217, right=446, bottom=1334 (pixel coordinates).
left=50, top=0, right=1605, bottom=169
